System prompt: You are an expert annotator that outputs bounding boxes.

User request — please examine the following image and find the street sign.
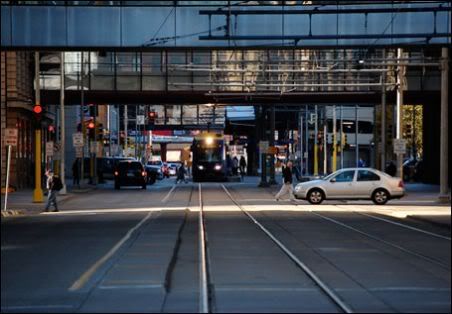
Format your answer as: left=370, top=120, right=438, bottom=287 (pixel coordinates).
left=259, top=141, right=269, bottom=152
left=46, top=141, right=54, bottom=157
left=309, top=113, right=317, bottom=125
left=4, top=129, right=18, bottom=146
left=393, top=138, right=407, bottom=154
left=137, top=115, right=145, bottom=125
left=72, top=132, right=84, bottom=147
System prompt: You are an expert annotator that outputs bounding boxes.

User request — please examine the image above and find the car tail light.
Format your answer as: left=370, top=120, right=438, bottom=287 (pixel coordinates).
left=142, top=171, right=146, bottom=177
left=398, top=180, right=404, bottom=188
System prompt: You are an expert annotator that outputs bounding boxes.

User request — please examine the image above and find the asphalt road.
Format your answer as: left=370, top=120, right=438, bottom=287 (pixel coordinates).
left=1, top=181, right=450, bottom=313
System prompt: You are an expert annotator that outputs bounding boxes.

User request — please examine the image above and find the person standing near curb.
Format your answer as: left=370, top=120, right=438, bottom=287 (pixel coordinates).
left=275, top=161, right=295, bottom=201
left=44, top=170, right=62, bottom=212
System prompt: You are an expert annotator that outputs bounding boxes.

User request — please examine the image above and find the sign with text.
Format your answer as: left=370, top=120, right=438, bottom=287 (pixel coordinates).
left=46, top=141, right=54, bottom=157
left=72, top=132, right=84, bottom=147
left=137, top=115, right=145, bottom=125
left=4, top=129, right=18, bottom=146
left=393, top=138, right=407, bottom=154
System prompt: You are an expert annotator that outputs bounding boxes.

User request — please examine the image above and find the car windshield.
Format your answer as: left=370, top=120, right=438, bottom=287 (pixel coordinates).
left=322, top=172, right=337, bottom=180
left=147, top=161, right=161, bottom=166
left=198, top=148, right=222, bottom=162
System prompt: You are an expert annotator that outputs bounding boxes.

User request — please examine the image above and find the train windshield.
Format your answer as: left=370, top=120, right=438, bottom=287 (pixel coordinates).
left=197, top=147, right=222, bottom=162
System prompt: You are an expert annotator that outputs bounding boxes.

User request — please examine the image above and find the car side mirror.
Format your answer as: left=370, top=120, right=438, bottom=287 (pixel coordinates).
left=330, top=178, right=336, bottom=183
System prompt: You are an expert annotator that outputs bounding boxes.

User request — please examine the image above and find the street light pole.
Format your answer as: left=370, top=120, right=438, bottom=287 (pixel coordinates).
left=439, top=47, right=449, bottom=202
left=33, top=51, right=44, bottom=203
left=396, top=48, right=405, bottom=179
left=59, top=52, right=67, bottom=194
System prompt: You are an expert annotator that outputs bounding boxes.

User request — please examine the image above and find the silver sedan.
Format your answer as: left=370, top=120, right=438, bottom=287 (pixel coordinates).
left=294, top=168, right=405, bottom=205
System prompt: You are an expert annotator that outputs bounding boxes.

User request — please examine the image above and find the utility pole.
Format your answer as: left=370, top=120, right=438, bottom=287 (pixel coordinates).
left=59, top=52, right=67, bottom=194
left=269, top=105, right=276, bottom=185
left=396, top=48, right=405, bottom=178
left=340, top=105, right=344, bottom=169
left=439, top=47, right=449, bottom=202
left=381, top=49, right=387, bottom=171
left=332, top=105, right=337, bottom=172
left=314, top=105, right=319, bottom=176
left=355, top=105, right=359, bottom=167
left=305, top=105, right=309, bottom=175
left=80, top=51, right=85, bottom=184
left=124, top=105, right=128, bottom=157
left=33, top=51, right=44, bottom=203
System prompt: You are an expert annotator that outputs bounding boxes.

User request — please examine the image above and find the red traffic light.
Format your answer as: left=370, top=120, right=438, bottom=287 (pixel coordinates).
left=88, top=122, right=95, bottom=129
left=33, top=104, right=43, bottom=114
left=48, top=125, right=55, bottom=132
left=148, top=111, right=157, bottom=119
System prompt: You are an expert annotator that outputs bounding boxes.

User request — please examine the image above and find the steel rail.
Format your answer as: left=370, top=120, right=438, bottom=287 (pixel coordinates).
left=340, top=209, right=452, bottom=241
left=304, top=209, right=450, bottom=270
left=221, top=184, right=354, bottom=314
left=198, top=183, right=210, bottom=313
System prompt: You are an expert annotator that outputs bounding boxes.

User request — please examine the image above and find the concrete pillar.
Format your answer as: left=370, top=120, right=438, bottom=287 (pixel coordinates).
left=160, top=143, right=167, bottom=162
left=381, top=50, right=387, bottom=171
left=439, top=48, right=449, bottom=202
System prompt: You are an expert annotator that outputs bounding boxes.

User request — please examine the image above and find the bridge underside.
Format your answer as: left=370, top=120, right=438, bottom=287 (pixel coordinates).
left=41, top=90, right=440, bottom=106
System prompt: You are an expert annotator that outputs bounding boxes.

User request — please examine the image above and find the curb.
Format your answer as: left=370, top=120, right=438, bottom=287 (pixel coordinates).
left=1, top=210, right=25, bottom=217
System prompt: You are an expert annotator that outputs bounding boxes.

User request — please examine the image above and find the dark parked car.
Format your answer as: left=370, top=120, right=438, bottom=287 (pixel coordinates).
left=114, top=161, right=147, bottom=190
left=145, top=160, right=164, bottom=184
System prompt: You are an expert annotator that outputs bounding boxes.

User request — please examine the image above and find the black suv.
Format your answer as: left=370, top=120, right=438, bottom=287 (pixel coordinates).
left=114, top=161, right=147, bottom=190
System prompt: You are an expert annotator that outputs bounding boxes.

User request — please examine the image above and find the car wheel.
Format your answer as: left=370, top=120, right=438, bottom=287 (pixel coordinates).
left=307, top=189, right=324, bottom=204
left=142, top=184, right=147, bottom=190
left=115, top=183, right=120, bottom=190
left=372, top=189, right=389, bottom=205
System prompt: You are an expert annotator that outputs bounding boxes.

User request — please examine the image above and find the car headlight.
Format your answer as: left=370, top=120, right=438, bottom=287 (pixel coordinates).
left=157, top=169, right=161, bottom=173
left=214, top=164, right=222, bottom=171
left=198, top=165, right=204, bottom=170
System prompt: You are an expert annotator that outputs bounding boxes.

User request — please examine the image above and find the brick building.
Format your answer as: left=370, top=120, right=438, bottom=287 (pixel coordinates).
left=1, top=51, right=52, bottom=190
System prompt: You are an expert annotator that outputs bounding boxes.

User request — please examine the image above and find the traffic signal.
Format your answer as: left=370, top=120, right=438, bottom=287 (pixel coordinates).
left=33, top=104, right=43, bottom=120
left=87, top=121, right=95, bottom=139
left=147, top=111, right=157, bottom=130
left=97, top=123, right=104, bottom=141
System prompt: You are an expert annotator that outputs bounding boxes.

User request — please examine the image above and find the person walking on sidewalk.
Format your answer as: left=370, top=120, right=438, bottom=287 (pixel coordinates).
left=44, top=170, right=62, bottom=212
left=275, top=161, right=295, bottom=201
left=176, top=163, right=188, bottom=184
left=72, top=158, right=80, bottom=188
left=239, top=156, right=247, bottom=176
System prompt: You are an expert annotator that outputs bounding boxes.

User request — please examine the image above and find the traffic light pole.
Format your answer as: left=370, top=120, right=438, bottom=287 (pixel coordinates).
left=439, top=47, right=449, bottom=202
left=396, top=48, right=404, bottom=179
left=59, top=52, right=67, bottom=194
left=33, top=51, right=44, bottom=203
left=80, top=51, right=85, bottom=184
left=314, top=105, right=319, bottom=176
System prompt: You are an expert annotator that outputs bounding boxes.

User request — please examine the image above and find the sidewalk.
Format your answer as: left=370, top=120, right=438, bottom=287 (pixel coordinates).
left=0, top=181, right=96, bottom=217
left=250, top=175, right=451, bottom=228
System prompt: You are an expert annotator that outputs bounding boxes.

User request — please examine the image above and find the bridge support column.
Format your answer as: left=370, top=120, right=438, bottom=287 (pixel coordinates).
left=269, top=106, right=277, bottom=185
left=160, top=143, right=167, bottom=162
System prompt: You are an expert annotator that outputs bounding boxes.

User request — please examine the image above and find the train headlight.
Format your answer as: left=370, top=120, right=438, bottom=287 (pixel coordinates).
left=205, top=137, right=214, bottom=145
left=214, top=164, right=222, bottom=171
left=198, top=165, right=204, bottom=170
